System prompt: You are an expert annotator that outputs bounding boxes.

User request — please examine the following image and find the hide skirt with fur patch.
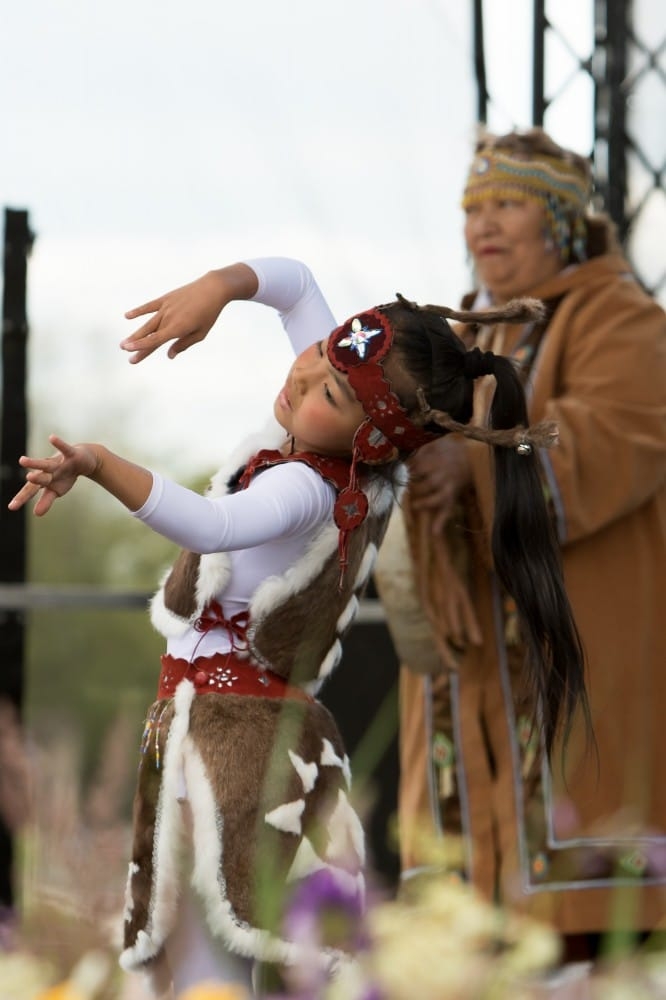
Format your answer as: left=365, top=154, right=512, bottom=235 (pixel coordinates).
left=119, top=679, right=365, bottom=979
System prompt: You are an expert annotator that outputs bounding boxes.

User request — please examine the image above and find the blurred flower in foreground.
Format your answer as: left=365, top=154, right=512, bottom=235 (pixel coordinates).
left=281, top=867, right=370, bottom=998
left=179, top=983, right=252, bottom=1000
left=0, top=951, right=54, bottom=1000
left=590, top=951, right=666, bottom=999
left=285, top=868, right=366, bottom=951
left=38, top=950, right=111, bottom=1000
left=364, top=875, right=561, bottom=1000
left=0, top=947, right=111, bottom=1000
left=277, top=834, right=565, bottom=1000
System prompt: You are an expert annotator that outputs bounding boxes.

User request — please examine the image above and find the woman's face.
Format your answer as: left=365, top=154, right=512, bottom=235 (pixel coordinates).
left=464, top=196, right=564, bottom=302
left=274, top=338, right=366, bottom=456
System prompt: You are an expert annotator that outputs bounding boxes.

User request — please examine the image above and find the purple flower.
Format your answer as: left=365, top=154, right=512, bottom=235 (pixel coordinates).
left=0, top=907, right=18, bottom=953
left=279, top=868, right=375, bottom=998
left=285, top=868, right=365, bottom=952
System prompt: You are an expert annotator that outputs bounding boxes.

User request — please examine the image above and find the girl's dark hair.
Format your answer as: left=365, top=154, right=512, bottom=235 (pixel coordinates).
left=379, top=297, right=589, bottom=760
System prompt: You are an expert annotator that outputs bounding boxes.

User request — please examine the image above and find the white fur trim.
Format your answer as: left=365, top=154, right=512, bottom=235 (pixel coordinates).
left=366, top=471, right=400, bottom=518
left=173, top=678, right=195, bottom=714
left=195, top=552, right=232, bottom=608
left=288, top=750, right=318, bottom=794
left=336, top=595, right=359, bottom=634
left=184, top=740, right=301, bottom=966
left=317, top=639, right=342, bottom=681
left=392, top=463, right=409, bottom=503
left=321, top=743, right=352, bottom=789
left=121, top=862, right=140, bottom=924
left=179, top=420, right=281, bottom=616
left=326, top=789, right=366, bottom=868
left=148, top=682, right=193, bottom=938
left=321, top=738, right=345, bottom=770
left=353, top=542, right=378, bottom=591
left=265, top=799, right=306, bottom=835
left=361, top=471, right=396, bottom=515
left=286, top=841, right=364, bottom=906
left=151, top=433, right=398, bottom=647
left=149, top=567, right=191, bottom=638
left=119, top=929, right=159, bottom=971
left=184, top=740, right=348, bottom=971
left=120, top=681, right=194, bottom=972
left=342, top=754, right=352, bottom=789
left=304, top=677, right=323, bottom=697
left=250, top=522, right=339, bottom=624
left=249, top=474, right=393, bottom=625
left=150, top=549, right=233, bottom=639
left=207, top=418, right=285, bottom=498
left=286, top=836, right=327, bottom=883
left=149, top=419, right=282, bottom=638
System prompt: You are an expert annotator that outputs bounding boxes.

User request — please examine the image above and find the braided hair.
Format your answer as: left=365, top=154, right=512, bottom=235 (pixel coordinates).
left=377, top=295, right=589, bottom=761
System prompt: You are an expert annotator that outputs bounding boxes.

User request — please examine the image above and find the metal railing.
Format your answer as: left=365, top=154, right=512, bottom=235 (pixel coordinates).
left=0, top=583, right=387, bottom=623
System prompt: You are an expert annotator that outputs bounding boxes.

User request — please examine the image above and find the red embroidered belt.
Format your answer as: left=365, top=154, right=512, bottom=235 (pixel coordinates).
left=157, top=652, right=313, bottom=703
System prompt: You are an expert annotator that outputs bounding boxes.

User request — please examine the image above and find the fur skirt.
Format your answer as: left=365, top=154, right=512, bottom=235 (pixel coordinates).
left=119, top=680, right=365, bottom=982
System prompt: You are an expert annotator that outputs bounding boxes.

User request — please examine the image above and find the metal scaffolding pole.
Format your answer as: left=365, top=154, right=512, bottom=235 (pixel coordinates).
left=472, top=0, right=641, bottom=249
left=0, top=207, right=34, bottom=908
left=593, top=0, right=629, bottom=239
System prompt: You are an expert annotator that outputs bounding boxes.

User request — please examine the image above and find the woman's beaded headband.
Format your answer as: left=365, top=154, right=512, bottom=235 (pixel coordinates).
left=462, top=148, right=591, bottom=261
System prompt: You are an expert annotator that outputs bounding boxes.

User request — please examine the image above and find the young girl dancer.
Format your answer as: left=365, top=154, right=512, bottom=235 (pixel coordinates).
left=9, top=258, right=587, bottom=996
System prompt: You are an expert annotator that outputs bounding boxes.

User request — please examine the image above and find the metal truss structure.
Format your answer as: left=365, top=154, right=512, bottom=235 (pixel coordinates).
left=474, top=0, right=665, bottom=301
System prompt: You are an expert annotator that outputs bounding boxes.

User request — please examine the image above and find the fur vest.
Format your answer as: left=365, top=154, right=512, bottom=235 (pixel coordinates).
left=149, top=420, right=400, bottom=690
left=120, top=421, right=404, bottom=989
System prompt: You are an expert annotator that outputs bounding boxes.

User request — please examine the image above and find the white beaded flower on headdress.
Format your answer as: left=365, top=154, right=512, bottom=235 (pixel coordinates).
left=337, top=317, right=383, bottom=359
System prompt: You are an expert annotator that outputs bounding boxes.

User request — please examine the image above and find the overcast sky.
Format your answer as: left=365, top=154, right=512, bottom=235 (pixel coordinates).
left=1, top=0, right=646, bottom=480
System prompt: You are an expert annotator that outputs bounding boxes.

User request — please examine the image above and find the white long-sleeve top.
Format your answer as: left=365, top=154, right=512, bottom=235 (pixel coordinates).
left=132, top=258, right=341, bottom=661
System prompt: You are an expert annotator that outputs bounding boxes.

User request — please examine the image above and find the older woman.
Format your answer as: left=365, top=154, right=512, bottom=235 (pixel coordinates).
left=375, top=128, right=666, bottom=957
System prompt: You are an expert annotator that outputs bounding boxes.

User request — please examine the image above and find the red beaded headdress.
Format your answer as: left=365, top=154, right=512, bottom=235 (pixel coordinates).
left=326, top=308, right=438, bottom=577
left=244, top=300, right=550, bottom=584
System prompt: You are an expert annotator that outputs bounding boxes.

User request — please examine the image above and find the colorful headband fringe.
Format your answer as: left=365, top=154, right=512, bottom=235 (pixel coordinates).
left=462, top=148, right=591, bottom=261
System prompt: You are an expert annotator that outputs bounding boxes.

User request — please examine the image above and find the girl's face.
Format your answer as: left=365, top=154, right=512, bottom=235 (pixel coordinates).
left=274, top=338, right=366, bottom=456
left=464, top=196, right=564, bottom=302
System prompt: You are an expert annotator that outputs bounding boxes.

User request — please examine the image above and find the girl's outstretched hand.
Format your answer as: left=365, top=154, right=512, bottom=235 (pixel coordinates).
left=120, top=264, right=258, bottom=364
left=8, top=435, right=97, bottom=516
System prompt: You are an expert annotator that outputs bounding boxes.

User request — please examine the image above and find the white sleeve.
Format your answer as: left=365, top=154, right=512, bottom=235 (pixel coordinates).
left=245, top=257, right=338, bottom=355
left=131, top=461, right=334, bottom=553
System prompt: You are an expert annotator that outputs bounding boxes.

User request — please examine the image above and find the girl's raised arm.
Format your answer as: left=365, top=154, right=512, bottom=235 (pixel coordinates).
left=120, top=263, right=259, bottom=364
left=120, top=257, right=337, bottom=364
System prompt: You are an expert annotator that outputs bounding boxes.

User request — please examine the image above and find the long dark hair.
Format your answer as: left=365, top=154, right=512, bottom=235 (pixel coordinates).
left=379, top=297, right=589, bottom=760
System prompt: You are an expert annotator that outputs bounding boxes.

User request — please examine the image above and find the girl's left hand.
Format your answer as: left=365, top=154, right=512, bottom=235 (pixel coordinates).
left=121, top=273, right=228, bottom=363
left=120, top=264, right=259, bottom=364
left=8, top=435, right=97, bottom=516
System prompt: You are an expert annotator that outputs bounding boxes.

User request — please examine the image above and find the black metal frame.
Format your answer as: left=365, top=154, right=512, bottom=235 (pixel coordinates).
left=0, top=208, right=33, bottom=907
left=474, top=0, right=666, bottom=299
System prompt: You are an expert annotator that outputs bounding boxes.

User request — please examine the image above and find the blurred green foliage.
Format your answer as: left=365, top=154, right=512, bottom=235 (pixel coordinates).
left=22, top=451, right=211, bottom=810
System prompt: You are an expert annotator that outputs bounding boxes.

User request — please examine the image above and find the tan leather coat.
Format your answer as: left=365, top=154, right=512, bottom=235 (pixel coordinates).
left=378, top=255, right=666, bottom=934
